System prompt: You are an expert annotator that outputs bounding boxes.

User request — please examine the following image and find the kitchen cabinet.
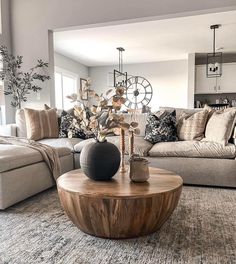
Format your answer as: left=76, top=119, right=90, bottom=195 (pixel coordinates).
left=195, top=63, right=236, bottom=94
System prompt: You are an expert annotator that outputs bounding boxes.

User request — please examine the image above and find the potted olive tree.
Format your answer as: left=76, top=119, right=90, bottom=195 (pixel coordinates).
left=0, top=45, right=50, bottom=109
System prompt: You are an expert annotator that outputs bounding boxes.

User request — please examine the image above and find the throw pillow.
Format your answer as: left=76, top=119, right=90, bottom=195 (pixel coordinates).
left=144, top=110, right=178, bottom=144
left=203, top=108, right=236, bottom=145
left=177, top=110, right=209, bottom=141
left=59, top=110, right=87, bottom=139
left=24, top=108, right=59, bottom=140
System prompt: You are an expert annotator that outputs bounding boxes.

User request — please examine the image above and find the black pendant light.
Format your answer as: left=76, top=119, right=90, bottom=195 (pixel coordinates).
left=206, top=24, right=222, bottom=78
left=113, top=47, right=127, bottom=88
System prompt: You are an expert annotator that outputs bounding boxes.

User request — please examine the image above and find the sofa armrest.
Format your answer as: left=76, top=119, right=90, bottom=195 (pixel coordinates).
left=0, top=124, right=17, bottom=137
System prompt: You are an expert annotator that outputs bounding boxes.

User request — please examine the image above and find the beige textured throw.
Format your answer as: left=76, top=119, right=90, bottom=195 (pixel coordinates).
left=0, top=136, right=61, bottom=180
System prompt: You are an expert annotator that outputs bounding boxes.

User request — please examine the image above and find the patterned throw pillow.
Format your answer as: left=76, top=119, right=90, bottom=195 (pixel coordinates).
left=59, top=110, right=87, bottom=139
left=144, top=111, right=178, bottom=144
left=177, top=110, right=209, bottom=141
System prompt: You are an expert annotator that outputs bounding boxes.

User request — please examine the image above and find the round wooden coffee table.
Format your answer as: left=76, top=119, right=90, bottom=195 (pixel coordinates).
left=57, top=167, right=183, bottom=239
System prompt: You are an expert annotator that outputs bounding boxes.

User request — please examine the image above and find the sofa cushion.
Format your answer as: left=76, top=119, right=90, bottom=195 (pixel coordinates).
left=74, top=136, right=153, bottom=157
left=177, top=110, right=208, bottom=141
left=38, top=138, right=83, bottom=152
left=59, top=110, right=87, bottom=139
left=144, top=111, right=178, bottom=144
left=148, top=141, right=236, bottom=159
left=0, top=145, right=70, bottom=173
left=204, top=108, right=236, bottom=145
left=159, top=107, right=201, bottom=122
left=24, top=108, right=59, bottom=140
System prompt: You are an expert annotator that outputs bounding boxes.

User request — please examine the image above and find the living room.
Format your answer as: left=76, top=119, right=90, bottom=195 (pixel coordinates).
left=0, top=0, right=236, bottom=263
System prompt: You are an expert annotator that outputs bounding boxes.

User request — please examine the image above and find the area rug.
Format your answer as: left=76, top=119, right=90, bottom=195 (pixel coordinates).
left=0, top=186, right=235, bottom=264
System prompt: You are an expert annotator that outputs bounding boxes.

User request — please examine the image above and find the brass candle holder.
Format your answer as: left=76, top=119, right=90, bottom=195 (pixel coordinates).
left=129, top=131, right=134, bottom=157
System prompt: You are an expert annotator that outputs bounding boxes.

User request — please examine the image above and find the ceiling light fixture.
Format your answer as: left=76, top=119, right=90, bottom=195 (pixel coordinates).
left=113, top=47, right=127, bottom=88
left=206, top=24, right=222, bottom=78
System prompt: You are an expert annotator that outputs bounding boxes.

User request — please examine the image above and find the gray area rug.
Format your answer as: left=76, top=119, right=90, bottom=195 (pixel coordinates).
left=0, top=186, right=236, bottom=264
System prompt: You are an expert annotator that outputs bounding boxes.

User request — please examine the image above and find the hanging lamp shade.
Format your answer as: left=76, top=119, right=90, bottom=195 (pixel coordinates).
left=206, top=24, right=222, bottom=78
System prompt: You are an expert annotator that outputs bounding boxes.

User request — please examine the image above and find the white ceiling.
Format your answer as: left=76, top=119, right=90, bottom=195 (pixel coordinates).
left=54, top=10, right=236, bottom=67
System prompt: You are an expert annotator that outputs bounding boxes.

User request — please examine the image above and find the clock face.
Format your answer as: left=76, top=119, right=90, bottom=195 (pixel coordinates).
left=124, top=76, right=153, bottom=109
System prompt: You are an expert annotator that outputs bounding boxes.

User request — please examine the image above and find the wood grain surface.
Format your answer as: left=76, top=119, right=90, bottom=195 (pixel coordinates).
left=57, top=167, right=183, bottom=238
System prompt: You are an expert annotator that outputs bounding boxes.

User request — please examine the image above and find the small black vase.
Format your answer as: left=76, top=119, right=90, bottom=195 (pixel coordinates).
left=80, top=139, right=121, bottom=181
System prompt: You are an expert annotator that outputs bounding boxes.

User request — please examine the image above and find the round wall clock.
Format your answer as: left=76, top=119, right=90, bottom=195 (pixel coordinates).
left=124, top=76, right=153, bottom=109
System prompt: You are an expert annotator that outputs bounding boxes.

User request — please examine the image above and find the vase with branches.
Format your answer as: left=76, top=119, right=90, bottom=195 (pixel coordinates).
left=0, top=45, right=50, bottom=109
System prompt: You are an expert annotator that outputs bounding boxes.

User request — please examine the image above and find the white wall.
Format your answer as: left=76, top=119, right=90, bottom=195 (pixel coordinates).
left=54, top=52, right=89, bottom=92
left=54, top=52, right=88, bottom=79
left=89, top=60, right=188, bottom=111
left=0, top=0, right=15, bottom=123
left=4, top=0, right=235, bottom=122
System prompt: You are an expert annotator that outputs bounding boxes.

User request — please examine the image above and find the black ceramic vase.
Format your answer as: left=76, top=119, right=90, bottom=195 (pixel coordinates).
left=80, top=139, right=121, bottom=181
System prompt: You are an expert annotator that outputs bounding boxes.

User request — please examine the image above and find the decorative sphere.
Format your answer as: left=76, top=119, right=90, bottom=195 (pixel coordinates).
left=80, top=140, right=121, bottom=181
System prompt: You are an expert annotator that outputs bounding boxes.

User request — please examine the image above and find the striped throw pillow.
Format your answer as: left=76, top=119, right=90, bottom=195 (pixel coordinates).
left=24, top=108, right=59, bottom=140
left=177, top=110, right=208, bottom=141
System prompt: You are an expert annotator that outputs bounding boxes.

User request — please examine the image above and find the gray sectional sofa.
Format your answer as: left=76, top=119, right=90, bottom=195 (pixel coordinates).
left=0, top=107, right=236, bottom=209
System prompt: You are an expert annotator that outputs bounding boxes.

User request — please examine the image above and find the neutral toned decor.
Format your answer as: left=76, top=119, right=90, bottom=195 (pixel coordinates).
left=67, top=80, right=127, bottom=142
left=119, top=128, right=126, bottom=173
left=177, top=110, right=209, bottom=141
left=79, top=139, right=121, bottom=180
left=24, top=108, right=59, bottom=140
left=129, top=130, right=134, bottom=156
left=204, top=108, right=236, bottom=145
left=0, top=45, right=50, bottom=108
left=2, top=106, right=236, bottom=210
left=80, top=78, right=88, bottom=100
left=129, top=155, right=149, bottom=182
left=1, top=186, right=236, bottom=263
left=57, top=167, right=183, bottom=238
left=124, top=76, right=153, bottom=109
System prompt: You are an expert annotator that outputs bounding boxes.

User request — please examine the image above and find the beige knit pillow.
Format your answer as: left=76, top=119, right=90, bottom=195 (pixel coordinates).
left=24, top=108, right=59, bottom=140
left=177, top=110, right=208, bottom=141
left=204, top=108, right=236, bottom=145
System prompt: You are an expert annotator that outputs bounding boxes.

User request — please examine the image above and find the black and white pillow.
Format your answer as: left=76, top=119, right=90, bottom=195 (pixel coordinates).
left=144, top=110, right=178, bottom=144
left=59, top=110, right=87, bottom=139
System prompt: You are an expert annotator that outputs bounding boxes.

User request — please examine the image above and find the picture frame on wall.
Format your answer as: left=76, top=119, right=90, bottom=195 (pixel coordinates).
left=80, top=78, right=88, bottom=100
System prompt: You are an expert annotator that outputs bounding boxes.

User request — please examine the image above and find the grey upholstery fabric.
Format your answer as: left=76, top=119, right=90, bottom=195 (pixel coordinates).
left=38, top=138, right=83, bottom=152
left=0, top=144, right=70, bottom=173
left=149, top=141, right=236, bottom=159
left=147, top=156, right=236, bottom=187
left=74, top=136, right=153, bottom=157
left=0, top=154, right=74, bottom=209
left=159, top=107, right=201, bottom=122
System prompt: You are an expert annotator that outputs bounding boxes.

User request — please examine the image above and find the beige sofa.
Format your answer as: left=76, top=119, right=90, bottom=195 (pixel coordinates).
left=74, top=107, right=236, bottom=188
left=0, top=124, right=83, bottom=209
left=0, top=107, right=236, bottom=209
